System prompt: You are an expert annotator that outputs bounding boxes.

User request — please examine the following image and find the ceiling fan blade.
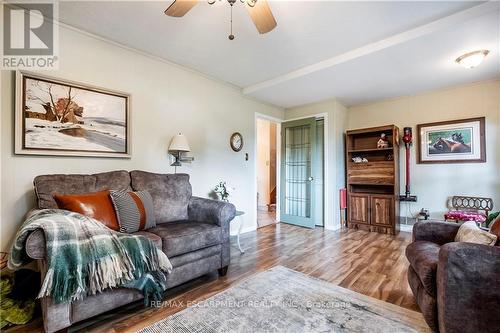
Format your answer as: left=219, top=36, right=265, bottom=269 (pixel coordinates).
left=164, top=0, right=198, bottom=17
left=246, top=0, right=277, bottom=34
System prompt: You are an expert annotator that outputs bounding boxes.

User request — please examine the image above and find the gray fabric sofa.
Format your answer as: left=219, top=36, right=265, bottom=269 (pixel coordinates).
left=25, top=170, right=235, bottom=333
left=406, top=221, right=500, bottom=332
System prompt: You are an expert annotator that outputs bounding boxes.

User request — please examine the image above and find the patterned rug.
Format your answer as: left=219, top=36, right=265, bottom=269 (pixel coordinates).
left=139, top=266, right=430, bottom=333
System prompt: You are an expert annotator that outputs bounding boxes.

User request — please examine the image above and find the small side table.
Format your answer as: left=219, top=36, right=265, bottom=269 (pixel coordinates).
left=232, top=211, right=245, bottom=254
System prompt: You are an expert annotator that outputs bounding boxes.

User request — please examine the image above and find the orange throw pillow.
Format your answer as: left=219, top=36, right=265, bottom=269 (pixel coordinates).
left=53, top=190, right=120, bottom=231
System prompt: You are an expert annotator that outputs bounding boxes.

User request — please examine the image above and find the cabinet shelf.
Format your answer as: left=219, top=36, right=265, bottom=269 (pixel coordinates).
left=348, top=161, right=393, bottom=167
left=348, top=148, right=393, bottom=153
left=348, top=181, right=394, bottom=186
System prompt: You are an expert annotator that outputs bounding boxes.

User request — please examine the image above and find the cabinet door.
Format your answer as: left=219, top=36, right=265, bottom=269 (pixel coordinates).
left=370, top=195, right=394, bottom=227
left=348, top=194, right=369, bottom=224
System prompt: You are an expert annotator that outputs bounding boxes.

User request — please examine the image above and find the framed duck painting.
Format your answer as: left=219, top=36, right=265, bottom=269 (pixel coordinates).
left=417, top=117, right=485, bottom=164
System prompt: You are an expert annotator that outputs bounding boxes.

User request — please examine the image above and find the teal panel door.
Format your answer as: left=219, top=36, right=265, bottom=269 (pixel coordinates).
left=280, top=117, right=317, bottom=228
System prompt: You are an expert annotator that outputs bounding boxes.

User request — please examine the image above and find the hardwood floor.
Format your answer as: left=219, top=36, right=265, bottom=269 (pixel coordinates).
left=9, top=224, right=418, bottom=333
left=257, top=210, right=276, bottom=228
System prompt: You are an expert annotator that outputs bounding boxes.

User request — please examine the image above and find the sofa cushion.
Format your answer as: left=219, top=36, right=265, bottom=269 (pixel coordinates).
left=168, top=245, right=221, bottom=268
left=406, top=241, right=441, bottom=297
left=132, top=231, right=162, bottom=249
left=130, top=171, right=192, bottom=223
left=34, top=170, right=131, bottom=209
left=147, top=221, right=221, bottom=257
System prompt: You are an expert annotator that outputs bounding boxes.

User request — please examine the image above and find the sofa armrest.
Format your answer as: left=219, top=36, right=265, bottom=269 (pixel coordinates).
left=25, top=229, right=46, bottom=259
left=188, top=197, right=236, bottom=227
left=437, top=242, right=500, bottom=333
left=23, top=230, right=71, bottom=333
left=188, top=197, right=235, bottom=269
left=412, top=221, right=460, bottom=245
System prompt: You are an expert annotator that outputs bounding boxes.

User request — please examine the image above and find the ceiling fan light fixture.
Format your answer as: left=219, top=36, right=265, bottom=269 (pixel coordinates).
left=165, top=0, right=276, bottom=38
left=455, top=50, right=489, bottom=69
left=240, top=0, right=256, bottom=6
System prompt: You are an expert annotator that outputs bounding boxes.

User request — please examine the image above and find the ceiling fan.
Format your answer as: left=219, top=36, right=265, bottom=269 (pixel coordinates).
left=164, top=0, right=277, bottom=40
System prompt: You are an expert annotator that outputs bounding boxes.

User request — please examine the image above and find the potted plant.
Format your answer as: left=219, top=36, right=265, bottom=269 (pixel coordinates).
left=214, top=181, right=234, bottom=202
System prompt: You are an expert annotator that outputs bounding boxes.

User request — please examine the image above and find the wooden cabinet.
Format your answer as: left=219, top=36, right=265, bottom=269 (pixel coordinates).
left=345, top=125, right=400, bottom=234
left=348, top=194, right=369, bottom=224
left=347, top=194, right=395, bottom=229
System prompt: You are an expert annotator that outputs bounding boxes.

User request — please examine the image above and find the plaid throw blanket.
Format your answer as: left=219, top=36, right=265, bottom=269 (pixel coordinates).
left=8, top=209, right=172, bottom=305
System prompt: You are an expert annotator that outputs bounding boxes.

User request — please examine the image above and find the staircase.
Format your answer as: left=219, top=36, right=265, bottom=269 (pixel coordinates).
left=268, top=186, right=276, bottom=212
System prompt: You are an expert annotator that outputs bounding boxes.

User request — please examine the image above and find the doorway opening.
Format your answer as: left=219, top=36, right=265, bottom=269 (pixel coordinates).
left=256, top=118, right=278, bottom=228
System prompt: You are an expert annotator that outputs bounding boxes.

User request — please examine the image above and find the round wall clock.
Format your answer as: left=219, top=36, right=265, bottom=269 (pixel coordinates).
left=230, top=132, right=243, bottom=152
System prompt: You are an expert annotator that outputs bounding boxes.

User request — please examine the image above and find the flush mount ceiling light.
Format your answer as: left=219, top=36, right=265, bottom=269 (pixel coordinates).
left=164, top=0, right=277, bottom=40
left=455, top=50, right=490, bottom=69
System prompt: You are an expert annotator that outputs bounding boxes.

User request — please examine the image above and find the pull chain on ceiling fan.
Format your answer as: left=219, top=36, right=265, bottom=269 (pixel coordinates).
left=164, top=0, right=277, bottom=40
left=228, top=1, right=235, bottom=40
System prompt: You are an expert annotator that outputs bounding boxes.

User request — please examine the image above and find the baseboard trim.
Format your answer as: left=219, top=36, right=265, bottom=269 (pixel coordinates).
left=230, top=225, right=257, bottom=236
left=240, top=225, right=257, bottom=234
left=325, top=223, right=341, bottom=231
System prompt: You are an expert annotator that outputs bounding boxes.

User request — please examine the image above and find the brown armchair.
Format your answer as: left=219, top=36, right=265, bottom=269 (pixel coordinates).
left=406, top=221, right=500, bottom=332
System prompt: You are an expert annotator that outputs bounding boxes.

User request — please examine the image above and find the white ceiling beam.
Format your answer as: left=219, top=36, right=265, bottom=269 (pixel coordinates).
left=243, top=1, right=500, bottom=95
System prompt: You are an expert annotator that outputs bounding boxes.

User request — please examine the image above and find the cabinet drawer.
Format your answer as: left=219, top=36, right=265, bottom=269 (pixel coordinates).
left=348, top=162, right=394, bottom=185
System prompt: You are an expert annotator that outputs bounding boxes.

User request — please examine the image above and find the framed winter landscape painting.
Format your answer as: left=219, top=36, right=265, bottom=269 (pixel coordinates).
left=417, top=117, right=485, bottom=164
left=15, top=71, right=130, bottom=157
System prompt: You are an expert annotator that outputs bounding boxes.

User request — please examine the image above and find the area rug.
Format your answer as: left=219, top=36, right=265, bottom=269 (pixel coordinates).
left=139, top=266, right=430, bottom=333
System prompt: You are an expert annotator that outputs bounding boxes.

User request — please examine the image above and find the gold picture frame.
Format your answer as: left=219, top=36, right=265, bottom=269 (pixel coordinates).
left=15, top=71, right=131, bottom=158
left=417, top=117, right=485, bottom=164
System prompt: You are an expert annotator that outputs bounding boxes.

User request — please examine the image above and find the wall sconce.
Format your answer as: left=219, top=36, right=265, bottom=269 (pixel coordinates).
left=168, top=133, right=194, bottom=168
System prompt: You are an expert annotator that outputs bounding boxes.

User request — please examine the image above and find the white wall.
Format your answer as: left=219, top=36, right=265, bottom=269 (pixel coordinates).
left=256, top=118, right=270, bottom=207
left=0, top=24, right=284, bottom=251
left=332, top=100, right=348, bottom=225
left=285, top=99, right=348, bottom=230
left=348, top=80, right=500, bottom=220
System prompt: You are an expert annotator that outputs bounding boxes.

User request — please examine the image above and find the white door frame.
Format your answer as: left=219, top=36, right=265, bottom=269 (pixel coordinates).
left=254, top=112, right=330, bottom=229
left=254, top=113, right=283, bottom=226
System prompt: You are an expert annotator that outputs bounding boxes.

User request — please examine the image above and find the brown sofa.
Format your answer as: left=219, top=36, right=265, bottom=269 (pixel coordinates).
left=25, top=170, right=235, bottom=333
left=406, top=221, right=500, bottom=332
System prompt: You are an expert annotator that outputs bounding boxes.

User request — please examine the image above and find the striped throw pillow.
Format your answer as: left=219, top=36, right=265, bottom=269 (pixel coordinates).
left=110, top=190, right=156, bottom=233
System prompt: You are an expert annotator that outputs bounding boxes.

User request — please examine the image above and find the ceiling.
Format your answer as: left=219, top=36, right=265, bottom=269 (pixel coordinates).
left=58, top=1, right=500, bottom=108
